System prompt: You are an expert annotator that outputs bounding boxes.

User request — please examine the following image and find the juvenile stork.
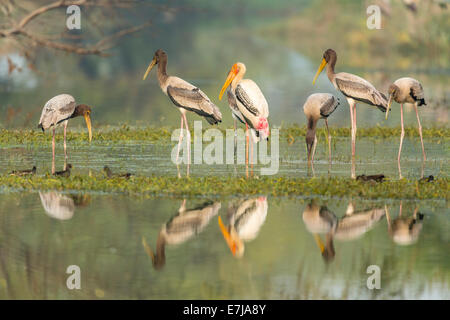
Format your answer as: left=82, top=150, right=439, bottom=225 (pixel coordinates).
left=38, top=94, right=92, bottom=174
left=142, top=49, right=222, bottom=166
left=386, top=77, right=427, bottom=177
left=303, top=93, right=340, bottom=166
left=312, top=49, right=387, bottom=177
left=219, top=62, right=270, bottom=175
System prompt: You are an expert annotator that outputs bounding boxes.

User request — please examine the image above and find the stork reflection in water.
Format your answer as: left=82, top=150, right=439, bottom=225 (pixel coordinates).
left=142, top=200, right=221, bottom=270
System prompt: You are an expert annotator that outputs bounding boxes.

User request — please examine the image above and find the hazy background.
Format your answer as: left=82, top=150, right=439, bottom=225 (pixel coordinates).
left=0, top=0, right=449, bottom=129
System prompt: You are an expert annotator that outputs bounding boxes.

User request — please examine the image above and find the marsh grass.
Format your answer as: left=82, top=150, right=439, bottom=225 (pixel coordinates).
left=0, top=174, right=447, bottom=200
left=0, top=126, right=448, bottom=145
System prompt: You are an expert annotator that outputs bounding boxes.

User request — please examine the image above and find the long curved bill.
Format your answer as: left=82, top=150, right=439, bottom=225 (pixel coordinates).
left=142, top=57, right=157, bottom=80
left=218, top=216, right=237, bottom=256
left=385, top=96, right=393, bottom=120
left=313, top=234, right=325, bottom=254
left=312, top=58, right=327, bottom=85
left=142, top=236, right=156, bottom=264
left=84, top=113, right=92, bottom=142
left=219, top=71, right=235, bottom=100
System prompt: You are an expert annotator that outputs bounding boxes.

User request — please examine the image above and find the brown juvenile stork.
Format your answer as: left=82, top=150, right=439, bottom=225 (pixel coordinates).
left=386, top=77, right=427, bottom=178
left=303, top=93, right=340, bottom=166
left=142, top=49, right=222, bottom=165
left=312, top=49, right=387, bottom=177
left=219, top=62, right=270, bottom=176
left=38, top=94, right=92, bottom=174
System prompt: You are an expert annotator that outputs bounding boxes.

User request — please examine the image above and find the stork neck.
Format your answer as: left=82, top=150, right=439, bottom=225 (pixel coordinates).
left=231, top=68, right=245, bottom=89
left=307, top=117, right=317, bottom=131
left=326, top=56, right=336, bottom=82
left=157, top=56, right=169, bottom=88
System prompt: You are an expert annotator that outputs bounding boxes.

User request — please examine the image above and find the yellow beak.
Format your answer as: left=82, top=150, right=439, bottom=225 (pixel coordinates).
left=218, top=216, right=239, bottom=256
left=142, top=236, right=156, bottom=264
left=385, top=96, right=393, bottom=120
left=219, top=71, right=236, bottom=100
left=312, top=58, right=327, bottom=85
left=84, top=113, right=92, bottom=142
left=313, top=234, right=325, bottom=253
left=142, top=57, right=157, bottom=80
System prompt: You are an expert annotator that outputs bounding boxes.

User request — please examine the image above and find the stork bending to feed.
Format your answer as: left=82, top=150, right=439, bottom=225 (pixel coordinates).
left=303, top=93, right=340, bottom=168
left=219, top=62, right=269, bottom=177
left=386, top=77, right=427, bottom=178
left=143, top=49, right=222, bottom=171
left=38, top=94, right=92, bottom=174
left=312, top=49, right=387, bottom=178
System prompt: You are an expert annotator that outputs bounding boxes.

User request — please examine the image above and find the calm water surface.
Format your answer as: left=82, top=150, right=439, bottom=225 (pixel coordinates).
left=0, top=193, right=448, bottom=299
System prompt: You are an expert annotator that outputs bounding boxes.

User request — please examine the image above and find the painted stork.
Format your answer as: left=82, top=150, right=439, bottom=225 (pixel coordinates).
left=218, top=197, right=268, bottom=258
left=312, top=49, right=387, bottom=177
left=142, top=49, right=222, bottom=167
left=303, top=93, right=340, bottom=166
left=219, top=62, right=270, bottom=176
left=38, top=94, right=92, bottom=174
left=142, top=200, right=221, bottom=270
left=386, top=77, right=427, bottom=178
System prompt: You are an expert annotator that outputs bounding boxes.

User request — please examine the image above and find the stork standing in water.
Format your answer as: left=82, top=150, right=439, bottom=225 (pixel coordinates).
left=312, top=49, right=387, bottom=178
left=386, top=77, right=427, bottom=178
left=303, top=93, right=340, bottom=170
left=219, top=62, right=270, bottom=177
left=38, top=94, right=92, bottom=174
left=142, top=49, right=222, bottom=173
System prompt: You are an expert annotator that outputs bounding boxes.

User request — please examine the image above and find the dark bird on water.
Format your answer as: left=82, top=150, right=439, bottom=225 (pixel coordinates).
left=54, top=163, right=72, bottom=177
left=103, top=166, right=132, bottom=179
left=10, top=166, right=36, bottom=176
left=356, top=174, right=385, bottom=183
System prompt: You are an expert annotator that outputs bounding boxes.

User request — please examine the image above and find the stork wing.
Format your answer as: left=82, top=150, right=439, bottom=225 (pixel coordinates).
left=227, top=89, right=245, bottom=124
left=38, top=94, right=76, bottom=130
left=167, top=86, right=222, bottom=124
left=320, top=95, right=340, bottom=118
left=410, top=81, right=425, bottom=102
left=335, top=74, right=387, bottom=111
left=235, top=84, right=260, bottom=116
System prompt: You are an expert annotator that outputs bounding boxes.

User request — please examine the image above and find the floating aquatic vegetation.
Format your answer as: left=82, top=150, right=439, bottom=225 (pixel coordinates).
left=0, top=175, right=447, bottom=200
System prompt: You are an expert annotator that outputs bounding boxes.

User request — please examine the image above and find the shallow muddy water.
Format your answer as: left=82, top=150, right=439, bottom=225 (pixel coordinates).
left=0, top=136, right=447, bottom=179
left=0, top=193, right=447, bottom=299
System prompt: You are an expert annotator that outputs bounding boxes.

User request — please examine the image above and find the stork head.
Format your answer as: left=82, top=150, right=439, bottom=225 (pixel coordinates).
left=219, top=62, right=246, bottom=100
left=385, top=84, right=399, bottom=120
left=142, top=49, right=167, bottom=80
left=312, top=48, right=336, bottom=85
left=256, top=117, right=270, bottom=141
left=73, top=104, right=92, bottom=142
left=218, top=216, right=244, bottom=258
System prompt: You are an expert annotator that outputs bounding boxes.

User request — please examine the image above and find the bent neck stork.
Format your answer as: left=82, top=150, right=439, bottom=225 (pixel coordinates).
left=143, top=49, right=222, bottom=168
left=219, top=62, right=269, bottom=176
left=303, top=93, right=339, bottom=167
left=38, top=94, right=92, bottom=174
left=142, top=200, right=221, bottom=270
left=218, top=197, right=268, bottom=258
left=312, top=49, right=387, bottom=178
left=386, top=77, right=427, bottom=178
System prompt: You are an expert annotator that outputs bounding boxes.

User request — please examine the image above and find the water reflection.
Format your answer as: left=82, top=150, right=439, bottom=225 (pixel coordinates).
left=218, top=197, right=268, bottom=258
left=386, top=202, right=424, bottom=246
left=39, top=191, right=91, bottom=220
left=143, top=199, right=221, bottom=270
left=303, top=200, right=385, bottom=263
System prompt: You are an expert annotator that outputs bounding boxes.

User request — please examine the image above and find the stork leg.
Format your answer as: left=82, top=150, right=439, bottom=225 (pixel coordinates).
left=250, top=134, right=254, bottom=176
left=398, top=103, right=405, bottom=179
left=182, top=113, right=191, bottom=176
left=311, top=134, right=318, bottom=163
left=414, top=103, right=426, bottom=162
left=234, top=118, right=237, bottom=157
left=52, top=127, right=56, bottom=174
left=63, top=121, right=68, bottom=170
left=176, top=115, right=184, bottom=165
left=245, top=123, right=249, bottom=178
left=349, top=100, right=356, bottom=179
left=325, top=118, right=332, bottom=164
